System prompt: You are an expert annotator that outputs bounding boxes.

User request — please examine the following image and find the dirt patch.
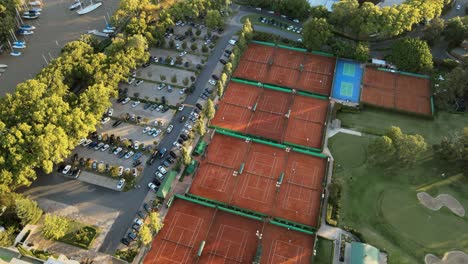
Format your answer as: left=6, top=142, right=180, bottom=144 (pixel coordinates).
left=417, top=192, right=465, bottom=217
left=425, top=251, right=468, bottom=264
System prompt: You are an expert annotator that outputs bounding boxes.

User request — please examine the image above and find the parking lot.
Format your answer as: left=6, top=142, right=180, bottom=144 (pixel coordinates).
left=138, top=64, right=196, bottom=89
left=150, top=48, right=207, bottom=70
left=120, top=81, right=186, bottom=106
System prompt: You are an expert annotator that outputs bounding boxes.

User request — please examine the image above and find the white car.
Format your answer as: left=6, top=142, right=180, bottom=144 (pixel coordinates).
left=134, top=218, right=143, bottom=226
left=117, top=166, right=124, bottom=176
left=134, top=141, right=140, bottom=149
left=156, top=105, right=163, bottom=112
left=122, top=97, right=131, bottom=104
left=132, top=168, right=138, bottom=177
left=135, top=80, right=144, bottom=86
left=152, top=129, right=161, bottom=138
left=131, top=100, right=140, bottom=108
left=297, top=38, right=303, bottom=43
left=157, top=84, right=165, bottom=90
left=166, top=124, right=173, bottom=133
left=82, top=139, right=92, bottom=147
left=208, top=79, right=216, bottom=85
left=101, top=117, right=110, bottom=124
left=113, top=147, right=123, bottom=155
left=62, top=165, right=72, bottom=175
left=179, top=51, right=187, bottom=57
left=128, top=77, right=135, bottom=85
left=101, top=144, right=110, bottom=151
left=255, top=7, right=261, bottom=11
left=267, top=10, right=274, bottom=14
left=155, top=172, right=164, bottom=179
left=158, top=166, right=167, bottom=174
left=456, top=4, right=461, bottom=10
left=178, top=104, right=184, bottom=111
left=228, top=39, right=237, bottom=45
left=94, top=142, right=104, bottom=150
left=143, top=127, right=151, bottom=134
left=179, top=88, right=186, bottom=94
left=293, top=19, right=300, bottom=23
left=170, top=59, right=175, bottom=66
left=78, top=138, right=86, bottom=145
left=148, top=128, right=157, bottom=136
left=124, top=151, right=134, bottom=159
left=107, top=108, right=113, bottom=116
left=173, top=141, right=182, bottom=149
left=148, top=182, right=158, bottom=191
left=184, top=124, right=192, bottom=130
left=117, top=178, right=125, bottom=189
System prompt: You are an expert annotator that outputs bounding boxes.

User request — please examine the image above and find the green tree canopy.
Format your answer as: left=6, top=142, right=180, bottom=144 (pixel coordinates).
left=368, top=136, right=395, bottom=165
left=15, top=198, right=43, bottom=226
left=390, top=38, right=433, bottom=73
left=443, top=16, right=468, bottom=47
left=139, top=224, right=152, bottom=245
left=204, top=99, right=216, bottom=120
left=149, top=212, right=164, bottom=233
left=434, top=58, right=468, bottom=109
left=42, top=214, right=69, bottom=240
left=423, top=17, right=445, bottom=46
left=385, top=126, right=427, bottom=166
left=205, top=10, right=223, bottom=29
left=302, top=18, right=333, bottom=50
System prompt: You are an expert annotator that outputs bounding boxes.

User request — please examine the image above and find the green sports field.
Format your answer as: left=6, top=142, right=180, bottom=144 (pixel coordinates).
left=329, top=115, right=468, bottom=263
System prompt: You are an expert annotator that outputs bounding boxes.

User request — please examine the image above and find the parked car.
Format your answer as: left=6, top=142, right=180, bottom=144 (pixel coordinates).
left=179, top=115, right=186, bottom=123
left=132, top=223, right=141, bottom=232
left=94, top=142, right=104, bottom=151
left=131, top=100, right=140, bottom=108
left=158, top=166, right=167, bottom=174
left=169, top=151, right=178, bottom=159
left=133, top=152, right=143, bottom=161
left=82, top=139, right=92, bottom=147
left=101, top=117, right=110, bottom=124
left=119, top=150, right=129, bottom=158
left=133, top=160, right=142, bottom=167
left=155, top=171, right=164, bottom=180
left=196, top=103, right=203, bottom=110
left=220, top=59, right=227, bottom=65
left=134, top=218, right=143, bottom=226
left=166, top=124, right=173, bottom=133
left=62, top=165, right=72, bottom=175
left=208, top=79, right=216, bottom=85
left=127, top=77, right=135, bottom=85
left=117, top=178, right=125, bottom=189
left=135, top=80, right=144, bottom=86
left=122, top=97, right=131, bottom=104
left=143, top=203, right=152, bottom=212
left=121, top=238, right=130, bottom=246
left=113, top=147, right=123, bottom=155
left=178, top=104, right=184, bottom=111
left=101, top=144, right=110, bottom=151
left=112, top=120, right=123, bottom=127
left=117, top=166, right=124, bottom=176
left=228, top=39, right=237, bottom=45
left=159, top=148, right=167, bottom=158
left=124, top=151, right=135, bottom=159
left=212, top=74, right=219, bottom=80
left=148, top=182, right=158, bottom=192
left=163, top=160, right=171, bottom=167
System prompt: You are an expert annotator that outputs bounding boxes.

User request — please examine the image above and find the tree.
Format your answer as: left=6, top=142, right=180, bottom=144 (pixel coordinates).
left=444, top=16, right=468, bottom=47
left=0, top=226, right=15, bottom=247
left=194, top=119, right=206, bottom=136
left=368, top=136, right=395, bottom=165
left=139, top=224, right=152, bottom=245
left=202, top=44, right=209, bottom=53
left=149, top=212, right=164, bottom=233
left=310, top=5, right=329, bottom=19
left=277, top=0, right=311, bottom=20
left=423, top=17, right=445, bottom=46
left=302, top=18, right=333, bottom=50
left=434, top=58, right=468, bottom=109
left=390, top=38, right=433, bottom=73
left=216, top=82, right=224, bottom=97
left=42, top=214, right=69, bottom=240
left=354, top=42, right=370, bottom=62
left=385, top=126, right=427, bottom=166
left=183, top=77, right=189, bottom=86
left=191, top=43, right=198, bottom=51
left=204, top=99, right=216, bottom=120
left=182, top=41, right=187, bottom=50
left=242, top=18, right=254, bottom=42
left=205, top=10, right=223, bottom=29
left=433, top=130, right=464, bottom=162
left=181, top=147, right=192, bottom=165
left=15, top=198, right=43, bottom=226
left=171, top=75, right=177, bottom=83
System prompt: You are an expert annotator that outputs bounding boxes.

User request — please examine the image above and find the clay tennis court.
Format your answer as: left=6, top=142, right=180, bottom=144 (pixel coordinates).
left=212, top=82, right=328, bottom=149
left=233, top=43, right=336, bottom=96
left=189, top=133, right=326, bottom=227
left=362, top=68, right=432, bottom=115
left=145, top=197, right=315, bottom=264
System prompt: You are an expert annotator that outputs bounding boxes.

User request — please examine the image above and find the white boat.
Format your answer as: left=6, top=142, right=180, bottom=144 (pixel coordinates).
left=0, top=69, right=6, bottom=73
left=22, top=13, right=39, bottom=19
left=77, top=1, right=102, bottom=15
left=105, top=24, right=116, bottom=30
left=17, top=29, right=34, bottom=35
left=102, top=28, right=114, bottom=33
left=69, top=0, right=81, bottom=10
left=29, top=1, right=42, bottom=6
left=0, top=64, right=8, bottom=68
left=13, top=41, right=26, bottom=46
left=30, top=7, right=42, bottom=12
left=20, top=24, right=35, bottom=30
left=23, top=11, right=40, bottom=16
left=12, top=43, right=26, bottom=49
left=10, top=51, right=22, bottom=56
left=87, top=29, right=109, bottom=38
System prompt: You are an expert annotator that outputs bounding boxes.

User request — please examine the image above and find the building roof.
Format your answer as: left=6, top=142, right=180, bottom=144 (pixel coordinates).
left=350, top=242, right=380, bottom=264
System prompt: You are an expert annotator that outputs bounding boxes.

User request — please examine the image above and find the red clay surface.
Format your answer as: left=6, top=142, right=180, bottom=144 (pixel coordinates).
left=189, top=133, right=326, bottom=227
left=234, top=44, right=336, bottom=96
left=211, top=82, right=328, bottom=149
left=362, top=68, right=432, bottom=115
left=144, top=198, right=315, bottom=264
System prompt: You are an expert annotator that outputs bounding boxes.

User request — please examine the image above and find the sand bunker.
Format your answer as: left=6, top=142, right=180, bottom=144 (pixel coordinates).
left=425, top=251, right=468, bottom=264
left=417, top=192, right=465, bottom=217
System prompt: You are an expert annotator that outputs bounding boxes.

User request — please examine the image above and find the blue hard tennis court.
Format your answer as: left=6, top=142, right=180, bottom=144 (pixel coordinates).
left=331, top=59, right=364, bottom=103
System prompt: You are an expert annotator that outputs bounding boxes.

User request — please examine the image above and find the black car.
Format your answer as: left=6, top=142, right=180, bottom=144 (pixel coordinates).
left=152, top=149, right=159, bottom=158
left=121, top=238, right=130, bottom=246
left=137, top=210, right=147, bottom=219
left=225, top=50, right=232, bottom=55
left=193, top=108, right=200, bottom=114
left=57, top=164, right=65, bottom=173
left=180, top=134, right=189, bottom=140
left=143, top=203, right=152, bottom=212
left=142, top=62, right=150, bottom=68
left=220, top=59, right=227, bottom=65
left=161, top=106, right=169, bottom=113
left=169, top=151, right=178, bottom=159
left=153, top=178, right=162, bottom=186
left=132, top=223, right=141, bottom=232
left=143, top=103, right=151, bottom=110
left=117, top=97, right=126, bottom=103
left=177, top=138, right=184, bottom=144
left=212, top=74, right=219, bottom=80
left=88, top=142, right=98, bottom=149
left=132, top=160, right=142, bottom=167
left=128, top=232, right=137, bottom=241
left=119, top=150, right=129, bottom=158
left=112, top=120, right=122, bottom=127
left=195, top=103, right=203, bottom=110
left=146, top=157, right=155, bottom=165
left=179, top=115, right=186, bottom=123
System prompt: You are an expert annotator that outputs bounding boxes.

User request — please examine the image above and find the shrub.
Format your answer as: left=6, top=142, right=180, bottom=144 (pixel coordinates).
left=183, top=77, right=189, bottom=86
left=190, top=76, right=196, bottom=82
left=202, top=44, right=208, bottom=53
left=169, top=39, right=175, bottom=48
left=160, top=74, right=166, bottom=81
left=195, top=29, right=201, bottom=36
left=190, top=43, right=198, bottom=51
left=175, top=56, right=183, bottom=65
left=171, top=75, right=177, bottom=83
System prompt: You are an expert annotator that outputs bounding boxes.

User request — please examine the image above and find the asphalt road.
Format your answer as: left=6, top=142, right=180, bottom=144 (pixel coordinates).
left=19, top=5, right=309, bottom=256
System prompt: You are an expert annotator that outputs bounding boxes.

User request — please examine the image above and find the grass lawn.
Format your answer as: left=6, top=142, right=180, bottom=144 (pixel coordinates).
left=338, top=108, right=467, bottom=144
left=314, top=237, right=334, bottom=264
left=58, top=221, right=98, bottom=249
left=329, top=133, right=468, bottom=264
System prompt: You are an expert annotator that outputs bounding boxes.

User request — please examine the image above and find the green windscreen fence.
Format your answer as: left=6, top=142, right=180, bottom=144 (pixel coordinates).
left=193, top=141, right=207, bottom=156
left=156, top=171, right=177, bottom=199
left=185, top=160, right=198, bottom=175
